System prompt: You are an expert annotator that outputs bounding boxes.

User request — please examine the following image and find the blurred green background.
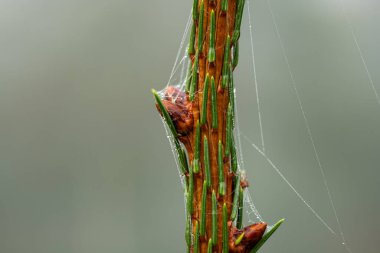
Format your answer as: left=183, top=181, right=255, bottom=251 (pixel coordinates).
left=0, top=0, right=379, bottom=252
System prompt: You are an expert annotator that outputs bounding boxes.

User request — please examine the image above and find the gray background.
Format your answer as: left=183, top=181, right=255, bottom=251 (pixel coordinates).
left=0, top=0, right=379, bottom=252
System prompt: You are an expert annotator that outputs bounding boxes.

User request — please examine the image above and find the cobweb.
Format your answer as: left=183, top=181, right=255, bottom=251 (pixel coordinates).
left=156, top=0, right=379, bottom=252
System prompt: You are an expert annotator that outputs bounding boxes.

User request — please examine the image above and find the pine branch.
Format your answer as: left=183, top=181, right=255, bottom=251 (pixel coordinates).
left=152, top=1, right=283, bottom=252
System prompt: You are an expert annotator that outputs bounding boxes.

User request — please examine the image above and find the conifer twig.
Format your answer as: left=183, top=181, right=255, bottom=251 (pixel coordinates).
left=152, top=1, right=283, bottom=252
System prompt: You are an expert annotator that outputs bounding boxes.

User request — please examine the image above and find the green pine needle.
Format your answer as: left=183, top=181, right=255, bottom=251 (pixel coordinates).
left=192, top=0, right=199, bottom=21
left=201, top=73, right=210, bottom=126
left=198, top=1, right=204, bottom=54
left=185, top=214, right=191, bottom=247
left=211, top=76, right=218, bottom=129
left=194, top=220, right=200, bottom=253
left=152, top=89, right=188, bottom=174
left=221, top=0, right=228, bottom=12
left=250, top=219, right=285, bottom=253
left=207, top=238, right=213, bottom=253
left=188, top=22, right=196, bottom=55
left=187, top=165, right=194, bottom=215
left=212, top=190, right=217, bottom=245
left=208, top=10, right=216, bottom=62
left=222, top=203, right=228, bottom=253
left=236, top=187, right=244, bottom=229
left=225, top=102, right=233, bottom=156
left=230, top=172, right=241, bottom=220
left=190, top=52, right=199, bottom=101
left=200, top=180, right=207, bottom=236
left=235, top=232, right=245, bottom=246
left=222, top=36, right=231, bottom=88
left=218, top=140, right=225, bottom=196
left=203, top=135, right=211, bottom=188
